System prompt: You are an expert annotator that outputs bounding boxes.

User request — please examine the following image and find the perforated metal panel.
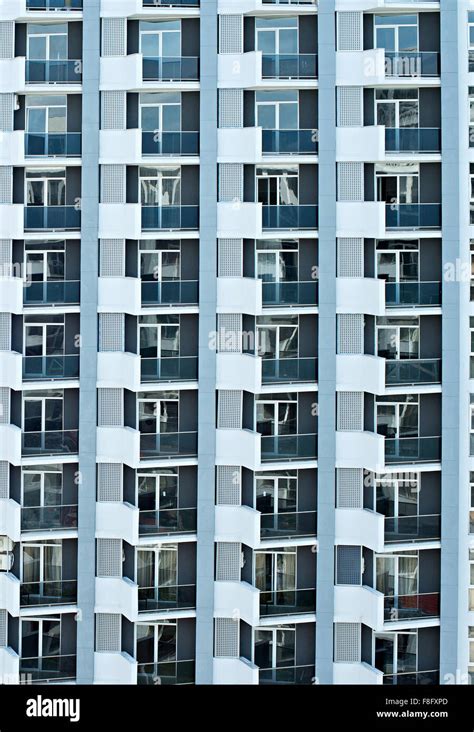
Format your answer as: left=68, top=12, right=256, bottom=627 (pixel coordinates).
left=101, top=91, right=126, bottom=131
left=0, top=23, right=14, bottom=59
left=216, top=465, right=241, bottom=506
left=97, top=538, right=122, bottom=578
left=337, top=238, right=364, bottom=278
left=336, top=546, right=361, bottom=585
left=337, top=162, right=363, bottom=202
left=217, top=391, right=242, bottom=429
left=99, top=313, right=124, bottom=352
left=337, top=87, right=363, bottom=128
left=0, top=167, right=12, bottom=204
left=0, top=610, right=6, bottom=647
left=217, top=313, right=242, bottom=353
left=218, top=239, right=242, bottom=277
left=101, top=165, right=125, bottom=204
left=0, top=240, right=11, bottom=269
left=102, top=18, right=126, bottom=57
left=98, top=388, right=123, bottom=427
left=215, top=617, right=239, bottom=657
left=0, top=95, right=14, bottom=132
left=0, top=313, right=10, bottom=351
left=96, top=613, right=121, bottom=652
left=219, top=89, right=243, bottom=129
left=337, top=392, right=363, bottom=432
left=0, top=388, right=9, bottom=424
left=100, top=239, right=125, bottom=277
left=334, top=623, right=361, bottom=662
left=337, top=12, right=362, bottom=52
left=216, top=542, right=241, bottom=581
left=219, top=164, right=243, bottom=203
left=97, top=463, right=122, bottom=502
left=0, top=462, right=8, bottom=500
left=337, top=314, right=364, bottom=355
left=219, top=15, right=243, bottom=55
left=336, top=468, right=363, bottom=509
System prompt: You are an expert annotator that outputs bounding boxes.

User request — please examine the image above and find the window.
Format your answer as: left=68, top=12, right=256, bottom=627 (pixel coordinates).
left=376, top=316, right=419, bottom=360
left=374, top=14, right=418, bottom=54
left=376, top=394, right=419, bottom=439
left=376, top=164, right=419, bottom=205
left=256, top=315, right=299, bottom=360
left=257, top=167, right=299, bottom=206
left=469, top=12, right=474, bottom=72
left=139, top=20, right=181, bottom=59
left=26, top=95, right=67, bottom=155
left=27, top=23, right=68, bottom=61
left=470, top=473, right=474, bottom=534
left=470, top=89, right=474, bottom=149
left=256, top=16, right=298, bottom=55
left=25, top=169, right=66, bottom=207
left=375, top=88, right=419, bottom=128
left=470, top=396, right=474, bottom=456
left=470, top=549, right=474, bottom=610
left=256, top=90, right=298, bottom=131
left=139, top=167, right=181, bottom=206
left=471, top=319, right=474, bottom=379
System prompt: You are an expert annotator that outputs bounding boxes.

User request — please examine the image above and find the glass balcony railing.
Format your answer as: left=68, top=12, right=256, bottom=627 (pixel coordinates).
left=385, top=128, right=441, bottom=154
left=142, top=131, right=199, bottom=156
left=261, top=280, right=318, bottom=307
left=384, top=436, right=441, bottom=464
left=262, top=0, right=316, bottom=4
left=384, top=359, right=441, bottom=386
left=22, top=355, right=80, bottom=381
left=20, top=655, right=77, bottom=684
left=21, top=504, right=78, bottom=532
left=259, top=665, right=315, bottom=685
left=259, top=588, right=316, bottom=616
left=140, top=356, right=198, bottom=383
left=384, top=281, right=441, bottom=307
left=384, top=51, right=440, bottom=78
left=24, top=206, right=81, bottom=231
left=137, top=659, right=195, bottom=686
left=20, top=579, right=77, bottom=607
left=141, top=280, right=198, bottom=306
left=384, top=514, right=441, bottom=544
left=139, top=507, right=197, bottom=536
left=262, top=54, right=318, bottom=79
left=385, top=203, right=441, bottom=229
left=139, top=431, right=198, bottom=459
left=141, top=205, right=199, bottom=231
left=262, top=130, right=318, bottom=155
left=260, top=433, right=317, bottom=462
left=383, top=670, right=439, bottom=686
left=384, top=592, right=440, bottom=622
left=23, top=280, right=79, bottom=306
left=25, top=133, right=81, bottom=157
left=22, top=430, right=79, bottom=457
left=26, top=60, right=82, bottom=84
left=262, top=205, right=318, bottom=230
left=138, top=584, right=196, bottom=612
left=260, top=510, right=317, bottom=539
left=261, top=357, right=317, bottom=384
left=142, top=57, right=199, bottom=82
left=27, top=0, right=82, bottom=8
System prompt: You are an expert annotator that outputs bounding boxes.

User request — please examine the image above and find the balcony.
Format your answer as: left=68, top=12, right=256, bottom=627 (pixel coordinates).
left=20, top=655, right=76, bottom=684
left=262, top=205, right=318, bottom=230
left=137, top=660, right=195, bottom=686
left=261, top=54, right=317, bottom=79
left=384, top=592, right=440, bottom=622
left=21, top=504, right=78, bottom=533
left=25, top=60, right=82, bottom=85
left=142, top=57, right=199, bottom=82
left=22, top=355, right=80, bottom=381
left=142, top=131, right=199, bottom=157
left=143, top=0, right=199, bottom=4
left=26, top=0, right=82, bottom=8
left=384, top=514, right=441, bottom=544
left=385, top=128, right=441, bottom=154
left=22, top=430, right=79, bottom=457
left=259, top=664, right=315, bottom=685
left=385, top=281, right=441, bottom=308
left=25, top=133, right=81, bottom=158
left=384, top=436, right=441, bottom=464
left=261, top=280, right=318, bottom=307
left=259, top=588, right=316, bottom=617
left=384, top=51, right=440, bottom=78
left=20, top=579, right=77, bottom=608
left=262, top=130, right=318, bottom=156
left=24, top=206, right=81, bottom=231
left=385, top=204, right=441, bottom=230
left=139, top=431, right=198, bottom=459
left=24, top=280, right=80, bottom=306
left=141, top=280, right=198, bottom=307
left=260, top=433, right=317, bottom=462
left=141, top=205, right=199, bottom=231
left=260, top=510, right=316, bottom=540
left=140, top=356, right=198, bottom=383
left=383, top=670, right=439, bottom=685
left=138, top=507, right=197, bottom=537
left=137, top=583, right=196, bottom=613
left=384, top=359, right=441, bottom=386
left=261, top=357, right=318, bottom=384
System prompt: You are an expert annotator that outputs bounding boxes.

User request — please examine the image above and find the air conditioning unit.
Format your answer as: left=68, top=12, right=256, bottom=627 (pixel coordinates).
left=0, top=554, right=12, bottom=572
left=0, top=537, right=13, bottom=553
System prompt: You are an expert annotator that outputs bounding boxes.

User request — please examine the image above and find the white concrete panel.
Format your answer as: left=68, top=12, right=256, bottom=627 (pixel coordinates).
left=0, top=131, right=24, bottom=165
left=95, top=577, right=138, bottom=622
left=218, top=52, right=262, bottom=88
left=336, top=277, right=385, bottom=316
left=0, top=206, right=23, bottom=239
left=336, top=431, right=385, bottom=472
left=335, top=508, right=385, bottom=553
left=99, top=204, right=141, bottom=239
left=99, top=129, right=142, bottom=165
left=94, top=652, right=138, bottom=685
left=96, top=502, right=139, bottom=545
left=217, top=202, right=263, bottom=239
left=336, top=202, right=386, bottom=238
left=216, top=354, right=262, bottom=393
left=0, top=499, right=21, bottom=542
left=336, top=126, right=385, bottom=162
left=97, top=427, right=140, bottom=468
left=218, top=128, right=262, bottom=163
left=97, top=352, right=141, bottom=391
left=214, top=580, right=260, bottom=626
left=0, top=573, right=20, bottom=616
left=0, top=278, right=23, bottom=314
left=336, top=355, right=385, bottom=394
left=0, top=426, right=21, bottom=465
left=336, top=49, right=385, bottom=87
left=213, top=657, right=259, bottom=684
left=333, top=661, right=384, bottom=684
left=216, top=429, right=261, bottom=471
left=334, top=585, right=384, bottom=629
left=0, top=58, right=25, bottom=93
left=215, top=505, right=260, bottom=548
left=0, top=351, right=22, bottom=391
left=217, top=277, right=262, bottom=315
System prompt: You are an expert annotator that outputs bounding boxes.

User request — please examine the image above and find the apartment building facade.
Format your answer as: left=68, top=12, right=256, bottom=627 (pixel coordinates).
left=0, top=0, right=470, bottom=686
